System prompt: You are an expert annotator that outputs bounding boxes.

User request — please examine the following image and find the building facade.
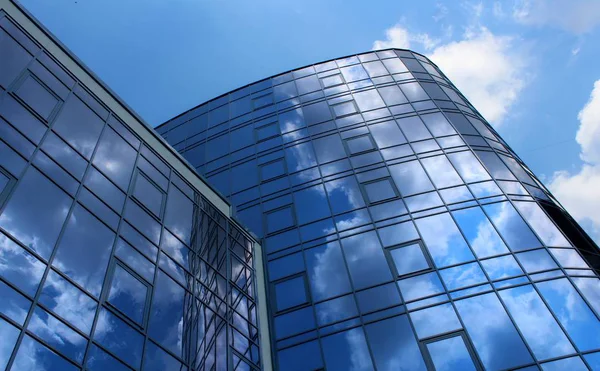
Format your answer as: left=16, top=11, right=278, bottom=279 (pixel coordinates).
left=0, top=2, right=269, bottom=371
left=157, top=31, right=600, bottom=371
left=3, top=0, right=600, bottom=370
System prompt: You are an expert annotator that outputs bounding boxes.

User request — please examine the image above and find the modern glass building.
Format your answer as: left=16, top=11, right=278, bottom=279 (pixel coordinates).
left=3, top=1, right=600, bottom=371
left=155, top=20, right=600, bottom=371
left=0, top=2, right=269, bottom=371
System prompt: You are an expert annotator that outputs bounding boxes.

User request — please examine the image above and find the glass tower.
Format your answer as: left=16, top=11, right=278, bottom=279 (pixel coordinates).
left=157, top=48, right=600, bottom=369
left=0, top=3, right=266, bottom=371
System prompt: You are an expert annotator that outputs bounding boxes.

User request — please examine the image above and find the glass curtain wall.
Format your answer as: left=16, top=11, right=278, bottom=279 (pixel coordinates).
left=158, top=48, right=600, bottom=370
left=0, top=11, right=261, bottom=371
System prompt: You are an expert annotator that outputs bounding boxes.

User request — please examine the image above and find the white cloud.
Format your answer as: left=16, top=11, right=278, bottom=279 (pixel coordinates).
left=373, top=24, right=529, bottom=125
left=548, top=80, right=600, bottom=243
left=512, top=0, right=600, bottom=34
left=372, top=25, right=439, bottom=51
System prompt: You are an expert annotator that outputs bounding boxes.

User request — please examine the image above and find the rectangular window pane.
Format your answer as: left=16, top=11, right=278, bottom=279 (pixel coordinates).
left=452, top=206, right=509, bottom=258
left=341, top=231, right=392, bottom=290
left=13, top=335, right=78, bottom=371
left=108, top=264, right=148, bottom=325
left=53, top=95, right=104, bottom=159
left=274, top=275, right=308, bottom=311
left=454, top=292, right=533, bottom=370
left=389, top=160, right=434, bottom=196
left=411, top=303, right=461, bottom=339
left=94, top=308, right=144, bottom=369
left=415, top=213, right=474, bottom=268
left=426, top=335, right=477, bottom=371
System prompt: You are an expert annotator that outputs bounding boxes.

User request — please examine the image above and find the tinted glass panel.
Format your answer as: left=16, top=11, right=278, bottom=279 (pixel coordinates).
left=294, top=184, right=330, bottom=224
left=447, top=151, right=491, bottom=183
left=325, top=176, right=365, bottom=214
left=305, top=242, right=351, bottom=301
left=0, top=317, right=20, bottom=369
left=13, top=335, right=78, bottom=371
left=514, top=202, right=571, bottom=247
left=322, top=328, right=374, bottom=371
left=369, top=120, right=407, bottom=148
left=353, top=89, right=386, bottom=111
left=454, top=292, right=533, bottom=370
left=53, top=95, right=104, bottom=159
left=0, top=28, right=32, bottom=89
left=94, top=308, right=144, bottom=369
left=426, top=336, right=477, bottom=371
left=93, top=127, right=136, bottom=190
left=365, top=315, right=427, bottom=371
left=341, top=231, right=392, bottom=290
left=411, top=303, right=461, bottom=339
left=149, top=271, right=186, bottom=356
left=0, top=167, right=71, bottom=260
left=415, top=213, right=474, bottom=268
left=452, top=206, right=509, bottom=258
left=108, top=264, right=148, bottom=324
left=398, top=272, right=444, bottom=301
left=389, top=160, right=433, bottom=196
left=483, top=202, right=542, bottom=251
left=388, top=243, right=429, bottom=277
left=275, top=276, right=307, bottom=311
left=421, top=155, right=462, bottom=188
left=499, top=285, right=574, bottom=360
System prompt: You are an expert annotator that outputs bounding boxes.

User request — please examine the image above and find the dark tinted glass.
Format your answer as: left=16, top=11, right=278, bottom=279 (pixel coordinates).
left=53, top=95, right=104, bottom=159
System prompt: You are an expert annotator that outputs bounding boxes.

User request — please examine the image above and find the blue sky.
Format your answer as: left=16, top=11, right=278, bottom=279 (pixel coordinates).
left=20, top=0, right=600, bottom=242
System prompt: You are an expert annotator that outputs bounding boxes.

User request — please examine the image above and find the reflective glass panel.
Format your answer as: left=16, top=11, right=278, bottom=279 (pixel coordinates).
left=315, top=294, right=358, bottom=326
left=369, top=120, right=406, bottom=148
left=415, top=213, right=474, bottom=268
left=305, top=242, right=352, bottom=301
left=322, top=327, right=374, bottom=371
left=365, top=315, right=427, bottom=371
left=397, top=272, right=444, bottom=302
left=454, top=292, right=533, bottom=370
left=452, top=206, right=509, bottom=258
left=133, top=173, right=163, bottom=217
left=53, top=204, right=115, bottom=297
left=499, top=285, right=574, bottom=360
left=447, top=151, right=491, bottom=183
left=389, top=160, right=434, bottom=196
left=364, top=179, right=397, bottom=203
left=515, top=249, right=558, bottom=273
left=164, top=185, right=194, bottom=244
left=94, top=308, right=144, bottom=369
left=541, top=356, right=587, bottom=371
left=421, top=112, right=456, bottom=136
left=0, top=280, right=30, bottom=324
left=274, top=276, right=308, bottom=311
left=483, top=202, right=542, bottom=251
left=0, top=167, right=71, bottom=260
left=340, top=64, right=369, bottom=82
left=93, top=127, right=136, bottom=190
left=294, top=184, right=330, bottom=224
left=108, top=265, right=148, bottom=325
left=52, top=95, right=104, bottom=159
left=572, top=277, right=600, bottom=314
left=86, top=344, right=130, bottom=371
left=397, top=116, right=431, bottom=142
left=12, top=335, right=78, bottom=371
left=0, top=317, right=20, bottom=369
left=353, top=89, right=386, bottom=111
left=537, top=278, right=600, bottom=351
left=313, top=134, right=345, bottom=163
left=421, top=155, right=462, bottom=188
left=277, top=340, right=323, bottom=371
left=325, top=176, right=365, bottom=214
left=426, top=335, right=477, bottom=371
left=378, top=85, right=408, bottom=106
left=28, top=306, right=87, bottom=363
left=514, top=202, right=571, bottom=247
left=440, top=262, right=487, bottom=291
left=149, top=271, right=186, bottom=356
left=285, top=142, right=317, bottom=172
left=411, top=303, right=461, bottom=339
left=341, top=231, right=392, bottom=290
left=388, top=243, right=429, bottom=277
left=480, top=255, right=523, bottom=280
left=0, top=231, right=46, bottom=296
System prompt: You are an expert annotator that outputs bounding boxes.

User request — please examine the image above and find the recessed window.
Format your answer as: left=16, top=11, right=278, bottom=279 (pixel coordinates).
left=260, top=158, right=286, bottom=182
left=386, top=241, right=430, bottom=277
left=15, top=74, right=60, bottom=120
left=363, top=178, right=397, bottom=204
left=255, top=122, right=280, bottom=142
left=321, top=74, right=344, bottom=88
left=265, top=205, right=295, bottom=234
left=273, top=275, right=309, bottom=312
left=332, top=101, right=357, bottom=117
left=422, top=333, right=480, bottom=371
left=132, top=171, right=165, bottom=218
left=345, top=134, right=375, bottom=155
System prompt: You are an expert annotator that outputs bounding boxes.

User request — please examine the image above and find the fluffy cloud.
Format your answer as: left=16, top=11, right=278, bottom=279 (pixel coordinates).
left=548, top=80, right=600, bottom=243
left=512, top=0, right=600, bottom=34
left=373, top=25, right=528, bottom=125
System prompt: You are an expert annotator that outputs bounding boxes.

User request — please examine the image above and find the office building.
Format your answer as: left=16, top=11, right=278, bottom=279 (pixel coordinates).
left=4, top=0, right=600, bottom=369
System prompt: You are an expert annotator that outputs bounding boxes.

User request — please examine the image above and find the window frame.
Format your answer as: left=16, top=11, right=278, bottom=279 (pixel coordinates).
left=420, top=331, right=483, bottom=371
left=0, top=165, right=17, bottom=208
left=131, top=168, right=166, bottom=220
left=360, top=177, right=399, bottom=205
left=384, top=240, right=433, bottom=279
left=270, top=272, right=311, bottom=314
left=344, top=133, right=377, bottom=156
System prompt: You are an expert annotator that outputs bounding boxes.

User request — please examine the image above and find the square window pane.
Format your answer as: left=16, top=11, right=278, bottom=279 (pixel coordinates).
left=321, top=74, right=344, bottom=88
left=346, top=135, right=375, bottom=155
left=274, top=275, right=308, bottom=311
left=421, top=155, right=463, bottom=188
left=108, top=265, right=148, bottom=325
left=285, top=141, right=317, bottom=172
left=415, top=213, right=474, bottom=268
left=397, top=116, right=431, bottom=141
left=53, top=95, right=104, bottom=159
left=378, top=85, right=408, bottom=106
left=480, top=255, right=523, bottom=280
left=411, top=303, right=461, bottom=339
left=332, top=101, right=357, bottom=117
left=447, top=151, right=491, bottom=183
left=86, top=344, right=130, bottom=371
left=0, top=28, right=32, bottom=89
left=364, top=178, right=397, bottom=203
left=294, top=184, right=330, bottom=224
left=296, top=75, right=320, bottom=95
left=369, top=120, right=407, bottom=149
left=426, top=335, right=477, bottom=371
left=389, top=160, right=433, bottom=196
left=398, top=271, right=444, bottom=301
left=353, top=89, right=385, bottom=111
left=260, top=159, right=286, bottom=182
left=388, top=242, right=429, bottom=276
left=421, top=112, right=456, bottom=136
left=440, top=262, right=487, bottom=291
left=340, top=65, right=369, bottom=82
left=313, top=134, right=345, bottom=163
left=383, top=58, right=409, bottom=74
left=325, top=176, right=365, bottom=214
left=515, top=249, right=558, bottom=273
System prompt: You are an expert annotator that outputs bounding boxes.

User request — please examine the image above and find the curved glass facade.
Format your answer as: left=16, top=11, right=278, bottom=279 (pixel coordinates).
left=158, top=50, right=600, bottom=370
left=0, top=8, right=262, bottom=371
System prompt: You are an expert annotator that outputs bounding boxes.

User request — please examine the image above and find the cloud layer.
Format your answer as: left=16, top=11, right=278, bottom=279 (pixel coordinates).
left=512, top=0, right=600, bottom=34
left=548, top=80, right=600, bottom=242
